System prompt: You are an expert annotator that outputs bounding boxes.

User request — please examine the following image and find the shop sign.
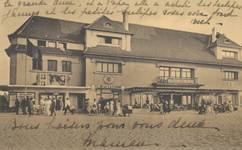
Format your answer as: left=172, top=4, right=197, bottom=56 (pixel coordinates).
left=96, top=85, right=121, bottom=89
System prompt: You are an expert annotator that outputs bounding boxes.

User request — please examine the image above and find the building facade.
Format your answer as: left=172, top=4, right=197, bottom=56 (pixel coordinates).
left=2, top=14, right=242, bottom=111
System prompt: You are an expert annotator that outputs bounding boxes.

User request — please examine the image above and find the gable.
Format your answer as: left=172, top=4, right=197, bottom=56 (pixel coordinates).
left=85, top=15, right=132, bottom=35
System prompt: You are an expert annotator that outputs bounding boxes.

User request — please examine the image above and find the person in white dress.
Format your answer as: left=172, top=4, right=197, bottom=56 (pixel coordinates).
left=116, top=101, right=122, bottom=116
left=110, top=100, right=114, bottom=116
left=45, top=98, right=51, bottom=116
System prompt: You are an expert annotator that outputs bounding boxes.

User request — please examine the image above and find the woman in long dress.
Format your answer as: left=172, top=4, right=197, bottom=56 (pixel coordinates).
left=116, top=101, right=122, bottom=116
left=110, top=100, right=114, bottom=116
left=45, top=98, right=51, bottom=116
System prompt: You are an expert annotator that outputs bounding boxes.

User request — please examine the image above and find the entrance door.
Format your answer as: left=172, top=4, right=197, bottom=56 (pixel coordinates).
left=173, top=95, right=182, bottom=106
left=77, top=94, right=86, bottom=112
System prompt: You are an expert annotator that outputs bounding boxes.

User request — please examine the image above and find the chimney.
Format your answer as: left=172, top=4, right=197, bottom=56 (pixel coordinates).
left=212, top=27, right=217, bottom=43
left=122, top=11, right=129, bottom=31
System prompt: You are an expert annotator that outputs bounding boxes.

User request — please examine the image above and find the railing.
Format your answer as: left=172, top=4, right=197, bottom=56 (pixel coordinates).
left=36, top=72, right=71, bottom=86
left=154, top=77, right=198, bottom=85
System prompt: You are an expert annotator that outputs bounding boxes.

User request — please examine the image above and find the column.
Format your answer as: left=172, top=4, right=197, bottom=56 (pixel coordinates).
left=170, top=94, right=174, bottom=110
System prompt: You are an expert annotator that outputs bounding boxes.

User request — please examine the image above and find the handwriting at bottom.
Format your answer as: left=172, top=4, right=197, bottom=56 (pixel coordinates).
left=83, top=133, right=160, bottom=148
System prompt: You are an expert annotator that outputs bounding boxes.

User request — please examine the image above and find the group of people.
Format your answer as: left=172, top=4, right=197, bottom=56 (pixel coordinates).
left=86, top=98, right=131, bottom=117
left=15, top=97, right=34, bottom=116
left=198, top=99, right=235, bottom=114
left=141, top=99, right=171, bottom=115
left=15, top=96, right=74, bottom=116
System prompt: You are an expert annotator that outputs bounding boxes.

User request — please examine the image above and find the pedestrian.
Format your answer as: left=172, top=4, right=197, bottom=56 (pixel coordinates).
left=110, top=100, right=115, bottom=116
left=228, top=101, right=234, bottom=112
left=97, top=102, right=101, bottom=114
left=27, top=98, right=33, bottom=116
left=160, top=101, right=164, bottom=115
left=92, top=99, right=97, bottom=114
left=15, top=98, right=20, bottom=115
left=64, top=98, right=73, bottom=115
left=50, top=99, right=56, bottom=116
left=116, top=101, right=122, bottom=116
left=21, top=98, right=27, bottom=115
left=45, top=98, right=51, bottom=116
left=40, top=97, right=45, bottom=115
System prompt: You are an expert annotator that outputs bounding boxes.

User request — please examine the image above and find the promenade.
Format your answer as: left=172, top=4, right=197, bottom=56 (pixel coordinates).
left=0, top=110, right=242, bottom=150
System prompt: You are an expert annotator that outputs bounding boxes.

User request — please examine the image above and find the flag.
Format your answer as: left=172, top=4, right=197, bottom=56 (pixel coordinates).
left=26, top=39, right=42, bottom=60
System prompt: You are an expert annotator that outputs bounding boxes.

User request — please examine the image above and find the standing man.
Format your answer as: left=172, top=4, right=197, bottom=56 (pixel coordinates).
left=64, top=98, right=73, bottom=115
left=27, top=98, right=33, bottom=116
left=21, top=98, right=27, bottom=115
left=15, top=98, right=20, bottom=115
left=50, top=99, right=56, bottom=116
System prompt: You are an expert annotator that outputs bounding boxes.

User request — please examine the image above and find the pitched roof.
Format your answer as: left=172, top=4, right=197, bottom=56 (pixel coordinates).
left=9, top=16, right=87, bottom=43
left=214, top=33, right=241, bottom=49
left=7, top=16, right=242, bottom=67
left=85, top=24, right=242, bottom=67
left=85, top=15, right=132, bottom=34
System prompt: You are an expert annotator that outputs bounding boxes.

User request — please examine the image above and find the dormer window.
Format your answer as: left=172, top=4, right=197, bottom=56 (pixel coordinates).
left=222, top=50, right=238, bottom=59
left=98, top=35, right=121, bottom=47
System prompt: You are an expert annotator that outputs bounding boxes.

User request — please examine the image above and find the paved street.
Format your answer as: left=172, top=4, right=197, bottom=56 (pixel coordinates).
left=0, top=110, right=242, bottom=150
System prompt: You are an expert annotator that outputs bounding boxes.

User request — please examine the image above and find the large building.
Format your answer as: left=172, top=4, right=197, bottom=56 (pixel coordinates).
left=2, top=14, right=242, bottom=111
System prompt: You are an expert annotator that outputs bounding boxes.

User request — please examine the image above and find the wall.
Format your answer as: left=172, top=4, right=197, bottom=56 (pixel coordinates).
left=9, top=53, right=17, bottom=85
left=15, top=38, right=84, bottom=51
left=13, top=52, right=84, bottom=86
left=85, top=30, right=131, bottom=51
left=213, top=46, right=241, bottom=60
left=85, top=56, right=242, bottom=91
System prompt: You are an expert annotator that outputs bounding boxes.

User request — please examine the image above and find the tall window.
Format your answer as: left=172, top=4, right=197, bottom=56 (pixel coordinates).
left=171, top=68, right=181, bottom=78
left=222, top=50, right=238, bottom=59
left=96, top=62, right=122, bottom=73
left=159, top=67, right=194, bottom=79
left=181, top=69, right=193, bottom=78
left=37, top=40, right=46, bottom=47
left=159, top=67, right=169, bottom=78
left=62, top=61, right=72, bottom=72
left=32, top=59, right=42, bottom=70
left=224, top=71, right=238, bottom=80
left=48, top=60, right=57, bottom=71
left=98, top=36, right=121, bottom=46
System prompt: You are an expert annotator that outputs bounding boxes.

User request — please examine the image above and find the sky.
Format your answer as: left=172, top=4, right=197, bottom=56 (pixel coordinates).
left=0, top=0, right=242, bottom=85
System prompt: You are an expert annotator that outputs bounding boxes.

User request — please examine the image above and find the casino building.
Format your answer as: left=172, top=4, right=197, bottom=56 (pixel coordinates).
left=1, top=14, right=242, bottom=111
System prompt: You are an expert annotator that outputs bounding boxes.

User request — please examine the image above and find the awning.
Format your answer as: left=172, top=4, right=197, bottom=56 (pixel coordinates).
left=0, top=85, right=90, bottom=93
left=125, top=86, right=239, bottom=94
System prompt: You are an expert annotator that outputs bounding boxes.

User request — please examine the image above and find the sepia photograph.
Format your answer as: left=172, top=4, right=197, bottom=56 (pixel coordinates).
left=0, top=0, right=242, bottom=149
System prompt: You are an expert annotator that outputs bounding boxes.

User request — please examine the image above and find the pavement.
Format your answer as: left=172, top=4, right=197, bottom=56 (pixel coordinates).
left=0, top=110, right=242, bottom=150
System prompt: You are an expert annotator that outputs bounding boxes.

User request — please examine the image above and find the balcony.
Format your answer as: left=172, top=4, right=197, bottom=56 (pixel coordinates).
left=36, top=72, right=71, bottom=86
left=152, top=77, right=202, bottom=88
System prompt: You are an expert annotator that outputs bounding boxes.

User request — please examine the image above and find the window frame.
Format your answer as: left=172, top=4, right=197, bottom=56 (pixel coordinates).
left=62, top=61, right=72, bottom=72
left=37, top=40, right=46, bottom=47
left=48, top=41, right=57, bottom=48
left=96, top=62, right=122, bottom=73
left=47, top=60, right=58, bottom=72
left=159, top=66, right=194, bottom=79
left=222, top=50, right=238, bottom=59
left=32, top=58, right=42, bottom=70
left=97, top=35, right=122, bottom=46
left=223, top=71, right=238, bottom=81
